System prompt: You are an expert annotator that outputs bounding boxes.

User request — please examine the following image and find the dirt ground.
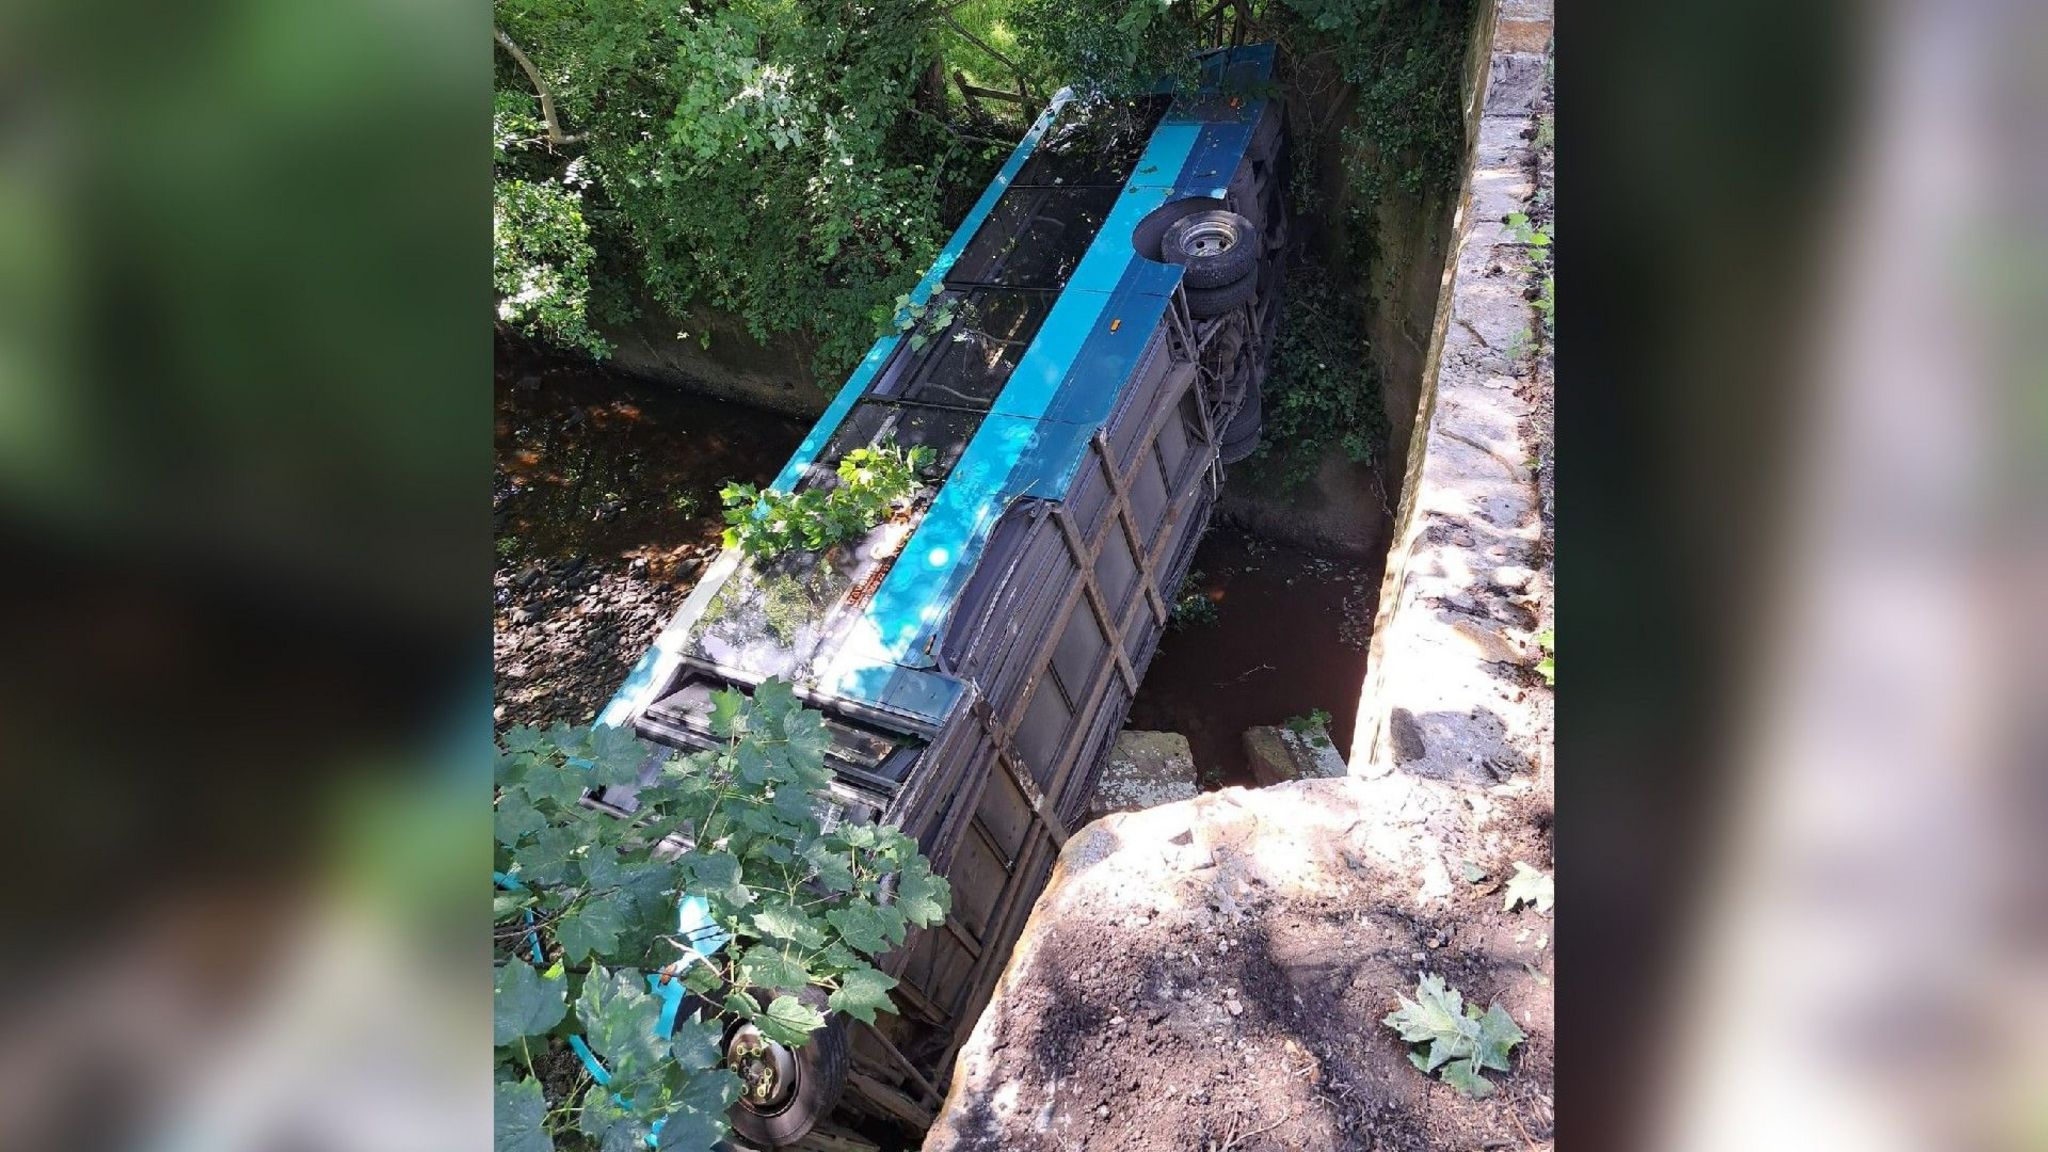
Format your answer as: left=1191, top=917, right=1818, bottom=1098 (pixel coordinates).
left=926, top=771, right=1553, bottom=1152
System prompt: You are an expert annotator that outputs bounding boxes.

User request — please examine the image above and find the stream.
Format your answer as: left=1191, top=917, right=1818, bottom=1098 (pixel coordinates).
left=494, top=351, right=1378, bottom=788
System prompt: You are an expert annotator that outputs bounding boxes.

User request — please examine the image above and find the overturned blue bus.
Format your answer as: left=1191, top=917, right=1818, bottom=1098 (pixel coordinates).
left=597, top=44, right=1290, bottom=1145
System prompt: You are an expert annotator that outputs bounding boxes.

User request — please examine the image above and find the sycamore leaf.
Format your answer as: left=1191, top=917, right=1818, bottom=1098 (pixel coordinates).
left=752, top=902, right=827, bottom=949
left=1504, top=862, right=1554, bottom=913
left=690, top=850, right=753, bottom=908
left=517, top=825, right=582, bottom=886
left=502, top=726, right=552, bottom=757
left=826, top=901, right=900, bottom=956
left=894, top=865, right=950, bottom=928
left=755, top=993, right=827, bottom=1047
left=495, top=750, right=532, bottom=789
left=493, top=958, right=568, bottom=1046
left=494, top=791, right=545, bottom=846
left=707, top=689, right=746, bottom=738
left=578, top=966, right=666, bottom=1084
left=653, top=1103, right=726, bottom=1152
left=519, top=758, right=591, bottom=810
left=555, top=897, right=627, bottom=962
left=752, top=676, right=797, bottom=719
left=802, top=842, right=855, bottom=893
left=738, top=944, right=810, bottom=993
left=1382, top=973, right=1525, bottom=1098
left=677, top=1066, right=741, bottom=1115
left=1472, top=1002, right=1526, bottom=1072
left=671, top=1012, right=724, bottom=1070
left=1439, top=1058, right=1496, bottom=1098
left=1383, top=972, right=1467, bottom=1043
left=827, top=965, right=897, bottom=1024
left=587, top=725, right=646, bottom=788
left=578, top=1086, right=640, bottom=1152
left=493, top=1078, right=551, bottom=1152
left=783, top=710, right=832, bottom=766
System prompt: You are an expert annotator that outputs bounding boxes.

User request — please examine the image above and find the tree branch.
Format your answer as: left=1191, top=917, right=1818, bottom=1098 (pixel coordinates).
left=494, top=26, right=586, bottom=147
left=941, top=13, right=1029, bottom=101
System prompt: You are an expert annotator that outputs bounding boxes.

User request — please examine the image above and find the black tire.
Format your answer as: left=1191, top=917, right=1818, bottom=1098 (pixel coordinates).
left=1162, top=210, right=1260, bottom=289
left=1133, top=196, right=1227, bottom=263
left=1185, top=265, right=1258, bottom=319
left=725, top=986, right=849, bottom=1148
left=1219, top=383, right=1263, bottom=465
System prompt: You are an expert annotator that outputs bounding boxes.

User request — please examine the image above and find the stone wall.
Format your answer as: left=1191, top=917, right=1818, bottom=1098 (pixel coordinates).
left=603, top=300, right=835, bottom=419
left=1321, top=0, right=1503, bottom=499
left=1348, top=0, right=1551, bottom=780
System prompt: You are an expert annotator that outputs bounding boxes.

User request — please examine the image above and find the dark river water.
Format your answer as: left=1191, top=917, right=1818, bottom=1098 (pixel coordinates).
left=495, top=351, right=1377, bottom=788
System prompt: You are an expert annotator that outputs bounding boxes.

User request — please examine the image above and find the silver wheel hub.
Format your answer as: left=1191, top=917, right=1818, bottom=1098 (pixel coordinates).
left=1181, top=221, right=1238, bottom=256
left=726, top=1023, right=798, bottom=1111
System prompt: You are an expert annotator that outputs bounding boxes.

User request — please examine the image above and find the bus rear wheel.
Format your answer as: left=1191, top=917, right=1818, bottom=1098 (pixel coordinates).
left=724, top=986, right=849, bottom=1148
left=1162, top=209, right=1260, bottom=288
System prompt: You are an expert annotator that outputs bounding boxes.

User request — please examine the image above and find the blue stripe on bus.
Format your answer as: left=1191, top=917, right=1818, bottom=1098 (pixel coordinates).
left=836, top=117, right=1211, bottom=674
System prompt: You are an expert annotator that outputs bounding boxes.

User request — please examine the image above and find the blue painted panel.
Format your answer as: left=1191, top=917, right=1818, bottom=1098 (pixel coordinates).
left=845, top=117, right=1206, bottom=669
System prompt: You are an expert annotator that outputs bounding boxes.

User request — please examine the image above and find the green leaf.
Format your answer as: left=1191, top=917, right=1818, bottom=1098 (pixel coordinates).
left=1384, top=973, right=1466, bottom=1041
left=494, top=958, right=568, bottom=1046
left=893, top=865, right=950, bottom=927
left=556, top=897, right=627, bottom=962
left=1439, top=1057, right=1497, bottom=1098
left=519, top=758, right=591, bottom=810
left=1381, top=974, right=1524, bottom=1098
left=578, top=1086, right=641, bottom=1152
left=751, top=902, right=827, bottom=949
left=738, top=944, right=810, bottom=993
left=689, top=850, right=753, bottom=908
left=495, top=751, right=532, bottom=790
left=588, top=725, right=647, bottom=788
left=783, top=710, right=832, bottom=766
left=578, top=966, right=666, bottom=1083
left=493, top=1078, right=551, bottom=1152
left=827, top=965, right=897, bottom=1024
left=652, top=1103, right=727, bottom=1152
left=502, top=726, right=552, bottom=757
left=754, top=993, right=827, bottom=1047
left=707, top=688, right=746, bottom=738
left=516, top=825, right=583, bottom=886
left=677, top=1066, right=742, bottom=1115
left=801, top=842, right=855, bottom=893
left=734, top=742, right=778, bottom=786
left=671, top=1012, right=724, bottom=1070
left=494, top=791, right=545, bottom=846
left=1472, top=1003, right=1527, bottom=1072
left=1504, top=862, right=1553, bottom=913
left=826, top=902, right=896, bottom=955
left=752, top=676, right=797, bottom=719
left=769, top=781, right=820, bottom=825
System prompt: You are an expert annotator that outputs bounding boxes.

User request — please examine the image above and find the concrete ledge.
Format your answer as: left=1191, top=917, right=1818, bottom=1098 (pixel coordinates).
left=1349, top=0, right=1552, bottom=786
